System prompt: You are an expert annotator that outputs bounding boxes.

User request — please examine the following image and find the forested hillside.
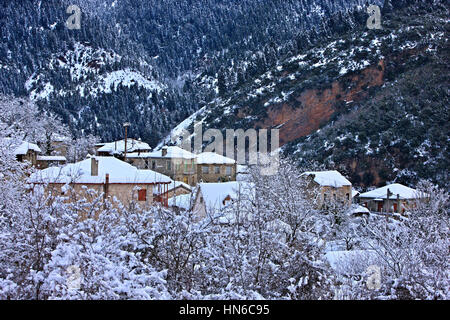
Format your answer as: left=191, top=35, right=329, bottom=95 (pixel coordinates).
left=168, top=0, right=449, bottom=188
left=0, top=0, right=382, bottom=145
left=0, top=0, right=448, bottom=187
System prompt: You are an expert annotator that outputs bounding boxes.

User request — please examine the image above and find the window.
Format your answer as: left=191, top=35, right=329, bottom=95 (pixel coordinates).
left=226, top=166, right=232, bottom=175
left=215, top=166, right=220, bottom=174
left=152, top=161, right=156, bottom=170
left=202, top=166, right=209, bottom=174
left=346, top=193, right=350, bottom=200
left=167, top=161, right=171, bottom=170
left=144, top=160, right=150, bottom=169
left=138, top=189, right=147, bottom=202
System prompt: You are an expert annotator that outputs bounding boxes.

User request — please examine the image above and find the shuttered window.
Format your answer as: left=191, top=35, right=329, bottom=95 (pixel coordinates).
left=138, top=189, right=147, bottom=202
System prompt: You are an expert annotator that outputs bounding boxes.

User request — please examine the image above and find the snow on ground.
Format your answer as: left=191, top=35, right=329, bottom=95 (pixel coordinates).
left=325, top=250, right=379, bottom=275
left=100, top=69, right=165, bottom=93
left=156, top=106, right=208, bottom=149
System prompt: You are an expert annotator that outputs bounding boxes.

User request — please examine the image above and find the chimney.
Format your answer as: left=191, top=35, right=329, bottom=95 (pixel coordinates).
left=162, top=147, right=168, bottom=157
left=104, top=173, right=109, bottom=199
left=91, top=157, right=99, bottom=176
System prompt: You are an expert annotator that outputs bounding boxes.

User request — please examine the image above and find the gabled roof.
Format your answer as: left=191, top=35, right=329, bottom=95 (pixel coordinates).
left=301, top=170, right=352, bottom=188
left=154, top=180, right=192, bottom=195
left=2, top=138, right=42, bottom=155
left=29, top=156, right=172, bottom=184
left=196, top=152, right=235, bottom=164
left=358, top=183, right=422, bottom=200
left=168, top=194, right=194, bottom=211
left=97, top=139, right=151, bottom=155
left=197, top=181, right=251, bottom=211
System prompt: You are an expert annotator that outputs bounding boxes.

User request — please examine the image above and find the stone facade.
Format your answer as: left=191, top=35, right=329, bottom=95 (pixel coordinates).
left=16, top=149, right=38, bottom=166
left=43, top=180, right=165, bottom=211
left=301, top=172, right=353, bottom=209
left=129, top=157, right=197, bottom=186
left=197, top=163, right=237, bottom=183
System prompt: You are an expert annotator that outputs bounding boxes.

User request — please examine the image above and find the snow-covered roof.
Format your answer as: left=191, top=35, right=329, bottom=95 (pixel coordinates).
left=196, top=152, right=235, bottom=165
left=29, top=156, right=172, bottom=184
left=154, top=180, right=192, bottom=195
left=138, top=146, right=196, bottom=159
left=4, top=138, right=42, bottom=155
left=301, top=170, right=352, bottom=188
left=168, top=194, right=194, bottom=211
left=37, top=155, right=67, bottom=161
left=97, top=139, right=151, bottom=155
left=352, top=189, right=360, bottom=198
left=198, top=181, right=250, bottom=211
left=51, top=133, right=70, bottom=142
left=358, top=184, right=422, bottom=200
left=170, top=181, right=192, bottom=191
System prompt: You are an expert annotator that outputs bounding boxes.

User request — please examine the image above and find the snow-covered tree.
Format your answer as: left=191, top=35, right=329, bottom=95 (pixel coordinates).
left=359, top=181, right=449, bottom=299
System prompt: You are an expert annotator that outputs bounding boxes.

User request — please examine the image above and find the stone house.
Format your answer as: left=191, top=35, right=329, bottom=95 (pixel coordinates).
left=357, top=183, right=425, bottom=213
left=192, top=181, right=251, bottom=221
left=301, top=171, right=353, bottom=208
left=8, top=139, right=67, bottom=169
left=11, top=140, right=41, bottom=166
left=29, top=156, right=172, bottom=209
left=127, top=146, right=198, bottom=186
left=36, top=155, right=67, bottom=169
left=196, top=152, right=237, bottom=183
left=153, top=181, right=191, bottom=203
left=96, top=139, right=152, bottom=159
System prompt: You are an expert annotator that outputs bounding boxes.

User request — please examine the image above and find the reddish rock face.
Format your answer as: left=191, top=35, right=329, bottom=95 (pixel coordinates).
left=257, top=60, right=386, bottom=146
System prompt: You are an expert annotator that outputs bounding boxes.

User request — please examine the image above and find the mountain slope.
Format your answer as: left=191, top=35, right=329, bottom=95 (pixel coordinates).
left=0, top=0, right=382, bottom=144
left=167, top=0, right=449, bottom=188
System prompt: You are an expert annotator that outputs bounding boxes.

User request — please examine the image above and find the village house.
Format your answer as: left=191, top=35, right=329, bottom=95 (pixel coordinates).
left=301, top=171, right=353, bottom=208
left=36, top=155, right=67, bottom=169
left=5, top=138, right=67, bottom=169
left=29, top=156, right=172, bottom=209
left=168, top=193, right=195, bottom=212
left=192, top=181, right=251, bottom=221
left=96, top=138, right=152, bottom=159
left=153, top=180, right=191, bottom=204
left=196, top=152, right=237, bottom=183
left=357, top=183, right=425, bottom=214
left=127, top=146, right=198, bottom=186
left=11, top=140, right=41, bottom=166
left=49, top=134, right=69, bottom=158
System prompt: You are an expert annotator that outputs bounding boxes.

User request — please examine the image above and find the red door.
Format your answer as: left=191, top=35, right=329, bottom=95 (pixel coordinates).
left=393, top=203, right=398, bottom=213
left=378, top=202, right=383, bottom=212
